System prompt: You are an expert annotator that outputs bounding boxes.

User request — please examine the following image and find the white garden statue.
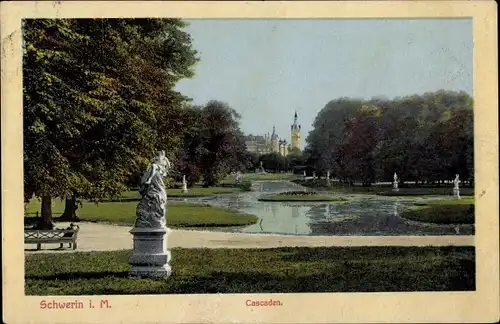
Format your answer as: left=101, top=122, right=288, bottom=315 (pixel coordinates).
left=182, top=175, right=188, bottom=193
left=393, top=172, right=399, bottom=192
left=129, top=150, right=173, bottom=278
left=453, top=174, right=461, bottom=199
left=134, top=151, right=171, bottom=228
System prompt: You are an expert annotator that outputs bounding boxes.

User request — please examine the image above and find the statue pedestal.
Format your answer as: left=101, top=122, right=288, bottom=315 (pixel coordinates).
left=128, top=227, right=171, bottom=279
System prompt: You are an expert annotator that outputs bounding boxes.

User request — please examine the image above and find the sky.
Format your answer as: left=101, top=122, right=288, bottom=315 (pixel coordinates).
left=175, top=19, right=473, bottom=147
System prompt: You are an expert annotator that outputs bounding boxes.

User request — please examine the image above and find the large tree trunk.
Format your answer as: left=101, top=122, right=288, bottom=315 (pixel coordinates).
left=59, top=195, right=79, bottom=221
left=37, top=195, right=54, bottom=230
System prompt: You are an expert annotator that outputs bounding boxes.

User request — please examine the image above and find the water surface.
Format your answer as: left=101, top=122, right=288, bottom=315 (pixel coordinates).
left=172, top=181, right=474, bottom=236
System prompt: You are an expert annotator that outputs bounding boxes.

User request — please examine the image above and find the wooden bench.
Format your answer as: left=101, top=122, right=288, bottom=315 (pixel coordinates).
left=24, top=229, right=79, bottom=250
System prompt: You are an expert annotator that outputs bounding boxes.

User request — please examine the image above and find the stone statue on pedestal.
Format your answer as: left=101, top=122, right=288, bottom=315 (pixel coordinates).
left=182, top=175, right=188, bottom=193
left=453, top=174, right=461, bottom=199
left=393, top=172, right=399, bottom=192
left=129, top=151, right=172, bottom=278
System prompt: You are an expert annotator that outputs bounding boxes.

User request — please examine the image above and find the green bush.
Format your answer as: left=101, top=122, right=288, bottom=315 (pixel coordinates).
left=238, top=181, right=252, bottom=191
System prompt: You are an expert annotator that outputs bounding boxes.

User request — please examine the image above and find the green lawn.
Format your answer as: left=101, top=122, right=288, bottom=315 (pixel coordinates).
left=293, top=180, right=475, bottom=196
left=25, top=199, right=258, bottom=228
left=25, top=246, right=475, bottom=295
left=258, top=191, right=347, bottom=202
left=117, top=186, right=244, bottom=200
left=400, top=198, right=475, bottom=225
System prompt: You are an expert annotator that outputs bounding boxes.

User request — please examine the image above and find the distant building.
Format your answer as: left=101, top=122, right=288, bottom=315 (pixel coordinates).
left=245, top=112, right=301, bottom=156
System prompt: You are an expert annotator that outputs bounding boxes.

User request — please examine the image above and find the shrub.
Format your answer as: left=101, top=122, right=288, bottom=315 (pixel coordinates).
left=239, top=181, right=252, bottom=191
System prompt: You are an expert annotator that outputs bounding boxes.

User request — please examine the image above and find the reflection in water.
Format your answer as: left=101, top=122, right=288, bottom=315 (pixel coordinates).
left=186, top=181, right=474, bottom=236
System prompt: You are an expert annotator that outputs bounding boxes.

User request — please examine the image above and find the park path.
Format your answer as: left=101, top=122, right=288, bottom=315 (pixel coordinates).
left=24, top=222, right=475, bottom=253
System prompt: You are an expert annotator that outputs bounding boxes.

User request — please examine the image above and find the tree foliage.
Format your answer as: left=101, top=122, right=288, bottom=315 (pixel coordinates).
left=175, top=101, right=247, bottom=187
left=23, top=19, right=198, bottom=226
left=305, top=90, right=474, bottom=185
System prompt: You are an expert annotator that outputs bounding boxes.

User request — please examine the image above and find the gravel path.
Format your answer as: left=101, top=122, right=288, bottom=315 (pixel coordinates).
left=24, top=222, right=475, bottom=253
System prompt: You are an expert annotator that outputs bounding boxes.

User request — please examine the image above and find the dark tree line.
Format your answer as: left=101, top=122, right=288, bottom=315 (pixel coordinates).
left=305, top=90, right=474, bottom=186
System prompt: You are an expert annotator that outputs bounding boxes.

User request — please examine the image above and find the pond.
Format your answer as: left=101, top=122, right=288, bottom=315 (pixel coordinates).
left=171, top=181, right=474, bottom=236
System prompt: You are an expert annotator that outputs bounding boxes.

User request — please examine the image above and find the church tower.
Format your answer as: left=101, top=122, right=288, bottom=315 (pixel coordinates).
left=270, top=125, right=279, bottom=153
left=290, top=111, right=301, bottom=151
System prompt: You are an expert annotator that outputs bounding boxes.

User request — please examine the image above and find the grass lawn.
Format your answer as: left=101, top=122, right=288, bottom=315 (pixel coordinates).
left=414, top=197, right=475, bottom=206
left=258, top=191, right=347, bottom=202
left=400, top=198, right=475, bottom=225
left=25, top=199, right=258, bottom=228
left=25, top=246, right=475, bottom=295
left=293, top=180, right=475, bottom=196
left=223, top=172, right=297, bottom=183
left=117, top=186, right=245, bottom=200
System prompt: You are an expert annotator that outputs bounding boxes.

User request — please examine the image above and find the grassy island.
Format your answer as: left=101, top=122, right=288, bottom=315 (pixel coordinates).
left=258, top=191, right=347, bottom=202
left=400, top=198, right=475, bottom=225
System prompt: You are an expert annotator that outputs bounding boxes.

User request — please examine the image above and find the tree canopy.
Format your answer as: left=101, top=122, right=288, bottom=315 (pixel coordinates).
left=305, top=90, right=474, bottom=185
left=23, top=18, right=199, bottom=226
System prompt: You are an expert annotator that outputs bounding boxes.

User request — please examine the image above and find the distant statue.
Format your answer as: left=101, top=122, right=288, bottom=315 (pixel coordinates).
left=313, top=172, right=316, bottom=180
left=259, top=161, right=265, bottom=173
left=235, top=171, right=242, bottom=184
left=393, top=172, right=399, bottom=192
left=326, top=170, right=331, bottom=186
left=453, top=174, right=461, bottom=199
left=135, top=151, right=171, bottom=228
left=182, top=175, right=188, bottom=193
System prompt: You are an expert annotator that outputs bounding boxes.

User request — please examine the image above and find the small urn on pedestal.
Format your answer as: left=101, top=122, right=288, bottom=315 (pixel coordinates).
left=129, top=151, right=172, bottom=279
left=393, top=172, right=399, bottom=192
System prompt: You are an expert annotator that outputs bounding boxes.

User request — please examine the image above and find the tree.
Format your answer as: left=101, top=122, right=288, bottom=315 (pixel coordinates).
left=178, top=101, right=246, bottom=187
left=23, top=19, right=199, bottom=226
left=337, top=105, right=382, bottom=185
left=305, top=98, right=364, bottom=177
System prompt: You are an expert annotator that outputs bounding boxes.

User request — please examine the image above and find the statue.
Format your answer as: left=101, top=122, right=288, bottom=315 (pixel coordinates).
left=326, top=170, right=331, bottom=186
left=135, top=151, right=171, bottom=228
left=453, top=174, right=461, bottom=199
left=393, top=172, right=399, bottom=192
left=235, top=171, right=242, bottom=184
left=129, top=151, right=172, bottom=278
left=182, top=175, right=188, bottom=193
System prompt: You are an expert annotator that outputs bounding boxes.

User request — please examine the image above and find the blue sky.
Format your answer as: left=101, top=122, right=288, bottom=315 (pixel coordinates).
left=175, top=19, right=473, bottom=147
